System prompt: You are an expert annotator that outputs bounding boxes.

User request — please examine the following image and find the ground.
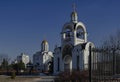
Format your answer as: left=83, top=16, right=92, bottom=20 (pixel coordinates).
left=0, top=75, right=41, bottom=82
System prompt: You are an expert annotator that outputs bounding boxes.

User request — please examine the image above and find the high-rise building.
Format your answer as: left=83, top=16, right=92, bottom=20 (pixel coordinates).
left=17, top=53, right=30, bottom=67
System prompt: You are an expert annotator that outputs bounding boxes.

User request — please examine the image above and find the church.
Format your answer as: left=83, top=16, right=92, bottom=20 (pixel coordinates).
left=33, top=40, right=53, bottom=72
left=53, top=9, right=94, bottom=74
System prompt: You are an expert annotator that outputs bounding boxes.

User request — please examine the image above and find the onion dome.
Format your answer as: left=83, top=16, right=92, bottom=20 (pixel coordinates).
left=41, top=40, right=49, bottom=52
left=71, top=11, right=78, bottom=23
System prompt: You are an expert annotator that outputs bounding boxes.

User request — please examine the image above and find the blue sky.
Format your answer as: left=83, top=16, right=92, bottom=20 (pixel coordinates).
left=0, top=0, right=120, bottom=61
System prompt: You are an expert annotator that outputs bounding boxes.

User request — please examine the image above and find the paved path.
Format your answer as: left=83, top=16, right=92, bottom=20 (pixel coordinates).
left=33, top=76, right=56, bottom=82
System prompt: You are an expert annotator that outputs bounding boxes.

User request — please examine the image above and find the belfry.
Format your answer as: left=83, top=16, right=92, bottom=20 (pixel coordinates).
left=53, top=6, right=94, bottom=74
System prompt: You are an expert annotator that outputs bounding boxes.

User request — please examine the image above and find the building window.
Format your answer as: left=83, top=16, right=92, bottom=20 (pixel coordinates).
left=77, top=55, right=79, bottom=70
left=57, top=57, right=60, bottom=71
left=77, top=49, right=79, bottom=52
left=76, top=27, right=85, bottom=39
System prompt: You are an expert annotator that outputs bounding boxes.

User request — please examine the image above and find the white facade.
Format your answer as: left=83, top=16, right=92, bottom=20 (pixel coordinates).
left=33, top=40, right=53, bottom=71
left=54, top=10, right=94, bottom=74
left=17, top=53, right=29, bottom=67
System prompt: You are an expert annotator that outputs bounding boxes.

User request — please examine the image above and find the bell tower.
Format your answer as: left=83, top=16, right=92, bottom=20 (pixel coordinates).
left=54, top=4, right=94, bottom=74
left=61, top=5, right=87, bottom=47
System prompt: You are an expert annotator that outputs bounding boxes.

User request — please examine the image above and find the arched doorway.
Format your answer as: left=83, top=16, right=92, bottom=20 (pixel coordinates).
left=64, top=55, right=72, bottom=71
left=62, top=44, right=73, bottom=71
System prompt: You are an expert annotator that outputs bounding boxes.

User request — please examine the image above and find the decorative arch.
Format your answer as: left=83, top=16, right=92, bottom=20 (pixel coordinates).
left=76, top=22, right=86, bottom=39
left=75, top=22, right=86, bottom=32
left=85, top=42, right=95, bottom=50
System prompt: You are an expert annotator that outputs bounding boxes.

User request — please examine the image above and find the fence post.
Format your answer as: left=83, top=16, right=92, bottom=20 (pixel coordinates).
left=113, top=49, right=116, bottom=75
left=89, top=45, right=92, bottom=82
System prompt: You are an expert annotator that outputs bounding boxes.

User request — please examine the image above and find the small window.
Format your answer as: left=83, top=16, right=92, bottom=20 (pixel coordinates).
left=57, top=58, right=60, bottom=71
left=77, top=55, right=79, bottom=70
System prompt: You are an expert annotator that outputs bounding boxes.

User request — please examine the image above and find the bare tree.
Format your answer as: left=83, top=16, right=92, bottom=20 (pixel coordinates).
left=101, top=30, right=120, bottom=74
left=102, top=30, right=120, bottom=49
left=0, top=54, right=10, bottom=65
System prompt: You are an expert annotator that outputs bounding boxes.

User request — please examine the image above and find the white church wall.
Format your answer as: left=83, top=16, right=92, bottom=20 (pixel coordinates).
left=54, top=56, right=59, bottom=73
left=84, top=42, right=95, bottom=70
left=83, top=49, right=89, bottom=69
left=53, top=48, right=61, bottom=74
left=72, top=50, right=77, bottom=70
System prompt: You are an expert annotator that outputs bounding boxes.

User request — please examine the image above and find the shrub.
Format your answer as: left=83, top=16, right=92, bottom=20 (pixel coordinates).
left=58, top=70, right=89, bottom=82
left=11, top=72, right=16, bottom=79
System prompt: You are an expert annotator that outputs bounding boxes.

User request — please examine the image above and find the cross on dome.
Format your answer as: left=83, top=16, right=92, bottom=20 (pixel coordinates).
left=72, top=3, right=76, bottom=12
left=71, top=3, right=78, bottom=23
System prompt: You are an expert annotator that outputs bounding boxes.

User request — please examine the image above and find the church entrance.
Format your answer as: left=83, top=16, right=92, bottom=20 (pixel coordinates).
left=62, top=44, right=73, bottom=71
left=64, top=55, right=72, bottom=71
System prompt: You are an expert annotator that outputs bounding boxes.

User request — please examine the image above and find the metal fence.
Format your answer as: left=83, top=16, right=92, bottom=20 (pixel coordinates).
left=89, top=46, right=120, bottom=82
left=54, top=46, right=120, bottom=82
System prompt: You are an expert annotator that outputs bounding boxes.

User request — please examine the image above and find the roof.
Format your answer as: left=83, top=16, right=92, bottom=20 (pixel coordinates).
left=42, top=40, right=48, bottom=44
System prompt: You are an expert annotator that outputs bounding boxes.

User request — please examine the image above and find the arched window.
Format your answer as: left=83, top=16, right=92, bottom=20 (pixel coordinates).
left=64, top=28, right=72, bottom=40
left=62, top=25, right=73, bottom=41
left=77, top=55, right=79, bottom=70
left=76, top=26, right=85, bottom=39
